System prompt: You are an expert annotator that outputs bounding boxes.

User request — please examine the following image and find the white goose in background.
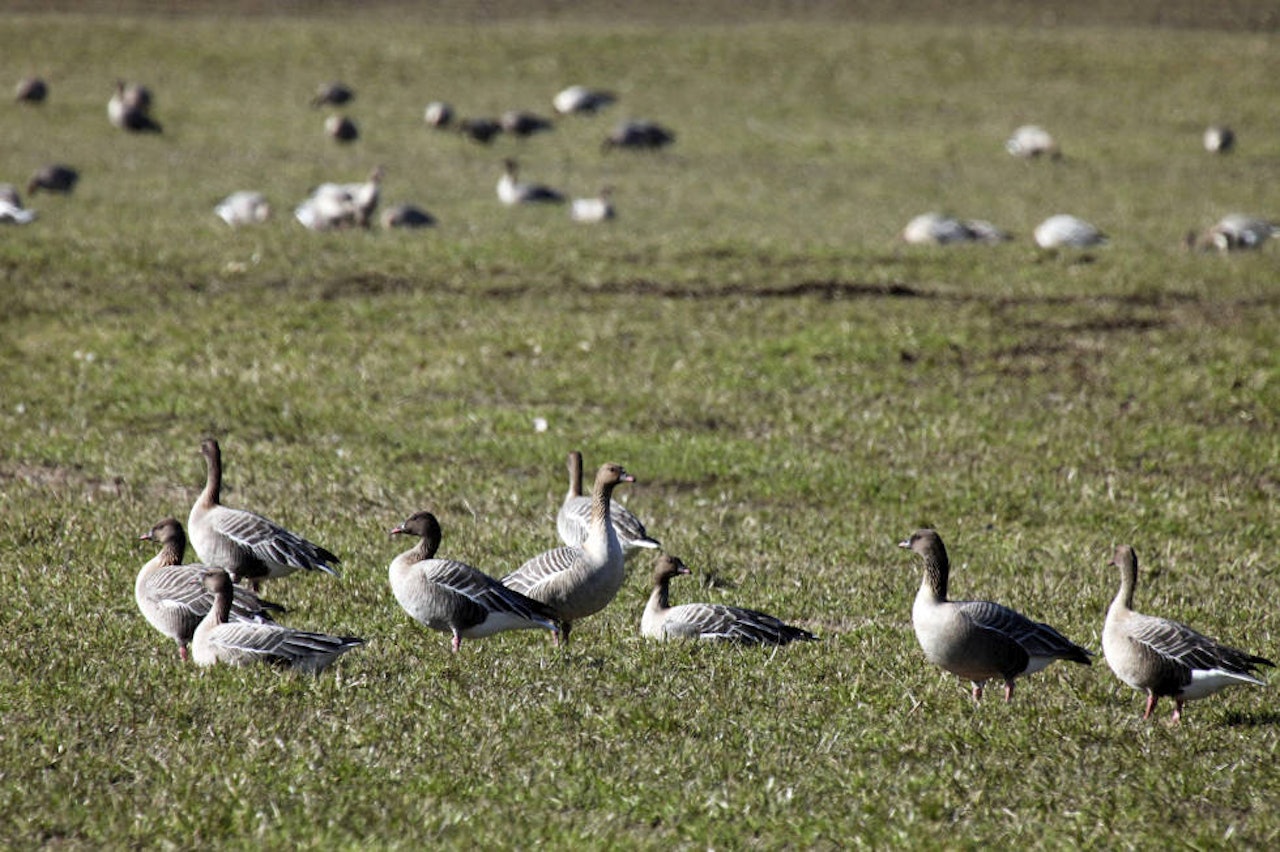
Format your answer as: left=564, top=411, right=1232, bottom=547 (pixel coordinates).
left=187, top=438, right=340, bottom=589
left=192, top=569, right=363, bottom=673
left=135, top=517, right=282, bottom=661
left=1005, top=124, right=1059, bottom=159
left=1203, top=125, right=1234, bottom=154
left=497, top=159, right=564, bottom=206
left=641, top=555, right=818, bottom=645
left=0, top=184, right=36, bottom=225
left=424, top=101, right=454, bottom=128
left=388, top=511, right=560, bottom=652
left=900, top=212, right=1008, bottom=245
left=899, top=529, right=1092, bottom=703
left=1033, top=214, right=1107, bottom=249
left=1103, top=545, right=1274, bottom=723
left=295, top=167, right=383, bottom=231
left=215, top=191, right=271, bottom=227
left=1191, top=214, right=1278, bottom=252
left=553, top=84, right=616, bottom=115
left=570, top=187, right=615, bottom=223
left=503, top=463, right=634, bottom=643
left=557, top=450, right=658, bottom=556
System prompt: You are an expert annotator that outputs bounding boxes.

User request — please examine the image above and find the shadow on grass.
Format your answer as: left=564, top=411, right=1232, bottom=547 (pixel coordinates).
left=1221, top=711, right=1280, bottom=728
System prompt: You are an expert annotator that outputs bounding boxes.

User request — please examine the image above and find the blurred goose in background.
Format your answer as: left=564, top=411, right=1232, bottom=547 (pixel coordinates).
left=294, top=167, right=383, bottom=231
left=108, top=79, right=161, bottom=133
left=497, top=158, right=565, bottom=205
left=388, top=511, right=560, bottom=652
left=424, top=101, right=454, bottom=128
left=570, top=187, right=616, bottom=223
left=503, top=463, right=634, bottom=643
left=136, top=518, right=282, bottom=661
left=900, top=212, right=1009, bottom=245
left=501, top=109, right=554, bottom=137
left=602, top=119, right=675, bottom=151
left=1005, top=124, right=1059, bottom=159
left=380, top=202, right=436, bottom=229
left=325, top=113, right=359, bottom=143
left=1033, top=214, right=1107, bottom=249
left=557, top=450, right=658, bottom=555
left=1203, top=125, right=1234, bottom=154
left=641, top=555, right=818, bottom=645
left=899, top=529, right=1092, bottom=702
left=26, top=164, right=78, bottom=195
left=459, top=117, right=502, bottom=144
left=15, top=76, right=47, bottom=103
left=188, top=438, right=340, bottom=589
left=1187, top=214, right=1277, bottom=252
left=1103, top=545, right=1273, bottom=722
left=0, top=184, right=36, bottom=225
left=214, top=191, right=271, bottom=227
left=192, top=569, right=362, bottom=672
left=553, top=84, right=616, bottom=115
left=311, top=81, right=354, bottom=108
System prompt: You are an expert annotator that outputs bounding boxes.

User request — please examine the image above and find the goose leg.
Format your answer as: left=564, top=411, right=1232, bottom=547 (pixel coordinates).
left=451, top=631, right=462, bottom=653
left=1172, top=700, right=1184, bottom=724
left=1142, top=693, right=1159, bottom=720
left=971, top=681, right=984, bottom=702
left=1003, top=680, right=1015, bottom=703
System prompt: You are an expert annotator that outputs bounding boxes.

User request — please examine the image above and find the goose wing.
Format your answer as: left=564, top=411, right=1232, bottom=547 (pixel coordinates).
left=421, top=559, right=556, bottom=624
left=955, top=599, right=1090, bottom=663
left=666, top=602, right=815, bottom=645
left=1128, top=612, right=1273, bottom=676
left=502, top=546, right=581, bottom=596
left=209, top=506, right=339, bottom=575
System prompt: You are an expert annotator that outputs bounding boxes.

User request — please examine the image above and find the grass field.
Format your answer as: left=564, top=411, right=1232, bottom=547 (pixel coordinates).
left=2, top=3, right=1279, bottom=849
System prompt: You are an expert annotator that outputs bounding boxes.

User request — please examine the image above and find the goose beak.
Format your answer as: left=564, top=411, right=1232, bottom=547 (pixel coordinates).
left=389, top=525, right=405, bottom=537
left=897, top=538, right=911, bottom=549
left=621, top=472, right=636, bottom=483
left=139, top=531, right=154, bottom=541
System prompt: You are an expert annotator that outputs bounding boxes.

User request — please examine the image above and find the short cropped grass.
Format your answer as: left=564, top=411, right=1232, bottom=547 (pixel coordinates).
left=1, top=4, right=1278, bottom=849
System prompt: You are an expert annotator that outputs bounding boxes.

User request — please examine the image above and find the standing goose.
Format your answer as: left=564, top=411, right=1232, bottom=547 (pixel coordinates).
left=135, top=518, right=282, bottom=661
left=108, top=79, right=162, bottom=133
left=497, top=159, right=565, bottom=206
left=1033, top=214, right=1107, bottom=249
left=641, top=555, right=818, bottom=645
left=188, top=438, right=340, bottom=589
left=1102, top=545, right=1274, bottom=723
left=502, top=463, right=634, bottom=642
left=389, top=511, right=559, bottom=652
left=899, top=529, right=1092, bottom=702
left=556, top=450, right=659, bottom=555
left=192, top=569, right=363, bottom=672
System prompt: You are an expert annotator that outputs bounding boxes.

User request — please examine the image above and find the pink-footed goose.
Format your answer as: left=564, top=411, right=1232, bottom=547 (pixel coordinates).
left=26, top=164, right=78, bottom=196
left=389, top=511, right=559, bottom=652
left=641, top=555, right=818, bottom=645
left=136, top=518, right=283, bottom=661
left=901, top=212, right=1008, bottom=245
left=1203, top=125, right=1234, bottom=154
left=424, top=101, right=454, bottom=129
left=0, top=184, right=36, bottom=225
left=187, top=438, right=340, bottom=589
left=324, top=113, right=359, bottom=143
left=556, top=450, right=658, bottom=556
left=192, top=569, right=363, bottom=672
left=553, top=85, right=616, bottom=115
left=108, top=79, right=161, bottom=133
left=899, top=529, right=1092, bottom=702
left=311, top=81, right=353, bottom=108
left=503, top=463, right=633, bottom=643
left=1005, top=124, right=1060, bottom=159
left=215, top=191, right=271, bottom=227
left=497, top=159, right=565, bottom=206
left=1187, top=214, right=1278, bottom=252
left=15, top=76, right=48, bottom=104
left=501, top=110, right=554, bottom=137
left=1103, top=545, right=1273, bottom=723
left=570, top=187, right=615, bottom=224
left=602, top=120, right=675, bottom=152
left=1033, top=214, right=1107, bottom=249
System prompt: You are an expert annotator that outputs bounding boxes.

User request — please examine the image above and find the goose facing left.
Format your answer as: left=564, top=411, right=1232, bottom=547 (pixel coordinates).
left=215, top=191, right=271, bottom=227
left=497, top=159, right=565, bottom=206
left=135, top=517, right=283, bottom=661
left=108, top=79, right=161, bottom=133
left=389, top=511, right=559, bottom=652
left=187, top=438, right=340, bottom=589
left=899, top=529, right=1092, bottom=702
left=641, top=555, right=818, bottom=645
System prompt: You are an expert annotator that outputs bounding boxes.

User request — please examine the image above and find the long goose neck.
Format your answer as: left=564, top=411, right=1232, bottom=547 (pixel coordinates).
left=410, top=528, right=441, bottom=562
left=567, top=452, right=584, bottom=499
left=199, top=442, right=222, bottom=508
left=590, top=481, right=617, bottom=535
left=1113, top=552, right=1138, bottom=613
left=157, top=535, right=185, bottom=568
left=649, top=574, right=671, bottom=612
left=210, top=586, right=232, bottom=625
left=921, top=551, right=948, bottom=602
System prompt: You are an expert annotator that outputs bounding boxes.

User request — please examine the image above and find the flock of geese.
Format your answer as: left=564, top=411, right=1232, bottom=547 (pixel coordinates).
left=133, top=437, right=1272, bottom=723
left=6, top=75, right=672, bottom=230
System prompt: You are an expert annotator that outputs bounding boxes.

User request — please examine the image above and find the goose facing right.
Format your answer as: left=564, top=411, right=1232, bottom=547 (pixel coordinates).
left=899, top=529, right=1092, bottom=702
left=108, top=79, right=161, bottom=133
left=557, top=450, right=658, bottom=555
left=389, top=511, right=559, bottom=652
left=641, top=555, right=818, bottom=645
left=187, top=438, right=340, bottom=589
left=1102, top=545, right=1274, bottom=723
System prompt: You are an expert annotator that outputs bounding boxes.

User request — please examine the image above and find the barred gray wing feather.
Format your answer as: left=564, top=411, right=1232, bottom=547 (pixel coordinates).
left=212, top=507, right=340, bottom=575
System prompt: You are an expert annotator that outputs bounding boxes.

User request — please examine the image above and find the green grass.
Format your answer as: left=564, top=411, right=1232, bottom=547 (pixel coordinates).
left=2, top=4, right=1278, bottom=849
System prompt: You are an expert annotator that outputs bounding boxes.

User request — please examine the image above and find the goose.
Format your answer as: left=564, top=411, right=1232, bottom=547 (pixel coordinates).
left=380, top=203, right=436, bottom=229
left=602, top=119, right=675, bottom=152
left=501, top=109, right=554, bottom=137
left=570, top=187, right=615, bottom=224
left=899, top=529, right=1092, bottom=702
left=108, top=79, right=161, bottom=133
left=557, top=450, right=658, bottom=555
left=1203, top=125, right=1234, bottom=154
left=1103, top=545, right=1274, bottom=722
left=187, top=437, right=340, bottom=589
left=26, top=164, right=78, bottom=195
left=497, top=159, right=564, bottom=206
left=0, top=184, right=36, bottom=225
left=553, top=85, right=616, bottom=115
left=641, top=555, right=818, bottom=645
left=311, top=81, right=353, bottom=108
left=324, top=113, right=359, bottom=143
left=135, top=517, right=283, bottom=661
left=294, top=167, right=382, bottom=231
left=424, top=101, right=454, bottom=129
left=192, top=569, right=363, bottom=672
left=900, top=212, right=1009, bottom=245
left=502, top=463, right=634, bottom=642
left=389, top=511, right=559, bottom=652
left=15, top=76, right=47, bottom=104
left=214, top=191, right=271, bottom=227
left=1033, top=214, right=1107, bottom=249
left=459, top=117, right=502, bottom=144
left=1005, top=124, right=1059, bottom=159
left=1190, top=214, right=1278, bottom=252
